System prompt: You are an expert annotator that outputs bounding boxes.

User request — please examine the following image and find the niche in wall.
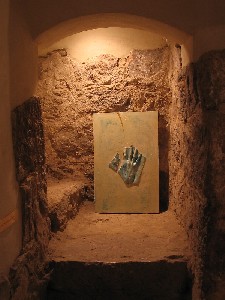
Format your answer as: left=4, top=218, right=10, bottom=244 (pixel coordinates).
left=36, top=27, right=172, bottom=215
left=10, top=20, right=225, bottom=299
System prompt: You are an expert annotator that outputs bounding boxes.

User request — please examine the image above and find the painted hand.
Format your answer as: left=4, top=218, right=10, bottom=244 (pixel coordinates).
left=118, top=146, right=146, bottom=185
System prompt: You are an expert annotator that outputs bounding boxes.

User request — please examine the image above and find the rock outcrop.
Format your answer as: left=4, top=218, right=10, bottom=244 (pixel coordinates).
left=169, top=48, right=225, bottom=299
left=10, top=98, right=50, bottom=300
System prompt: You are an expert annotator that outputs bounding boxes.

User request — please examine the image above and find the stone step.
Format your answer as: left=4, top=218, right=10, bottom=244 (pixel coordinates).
left=46, top=202, right=192, bottom=299
left=47, top=261, right=192, bottom=300
left=47, top=179, right=87, bottom=232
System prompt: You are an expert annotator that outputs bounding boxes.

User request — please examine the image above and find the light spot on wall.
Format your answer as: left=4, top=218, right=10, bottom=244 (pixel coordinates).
left=39, top=27, right=167, bottom=62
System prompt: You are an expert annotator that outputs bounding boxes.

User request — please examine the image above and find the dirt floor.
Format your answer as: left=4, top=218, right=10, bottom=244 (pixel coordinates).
left=48, top=201, right=190, bottom=263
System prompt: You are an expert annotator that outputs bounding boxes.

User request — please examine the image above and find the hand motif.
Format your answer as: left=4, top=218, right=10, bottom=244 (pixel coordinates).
left=109, top=146, right=146, bottom=185
left=108, top=153, right=120, bottom=172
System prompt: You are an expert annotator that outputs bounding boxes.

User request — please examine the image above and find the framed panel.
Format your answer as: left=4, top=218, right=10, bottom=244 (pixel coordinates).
left=93, top=111, right=159, bottom=213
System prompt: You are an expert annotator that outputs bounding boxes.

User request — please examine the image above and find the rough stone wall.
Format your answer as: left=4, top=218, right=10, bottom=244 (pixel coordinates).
left=7, top=46, right=224, bottom=299
left=36, top=47, right=172, bottom=207
left=196, top=50, right=225, bottom=300
left=10, top=98, right=50, bottom=300
left=169, top=47, right=209, bottom=299
left=34, top=46, right=225, bottom=299
left=169, top=48, right=225, bottom=299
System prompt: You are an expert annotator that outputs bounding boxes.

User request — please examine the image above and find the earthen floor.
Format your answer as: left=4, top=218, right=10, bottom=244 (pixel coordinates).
left=48, top=201, right=190, bottom=263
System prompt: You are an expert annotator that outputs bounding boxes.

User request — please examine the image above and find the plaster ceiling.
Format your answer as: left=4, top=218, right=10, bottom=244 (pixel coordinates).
left=16, top=0, right=225, bottom=38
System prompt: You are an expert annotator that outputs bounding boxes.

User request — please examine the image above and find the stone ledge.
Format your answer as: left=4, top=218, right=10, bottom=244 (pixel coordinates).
left=47, top=179, right=86, bottom=232
left=47, top=201, right=192, bottom=298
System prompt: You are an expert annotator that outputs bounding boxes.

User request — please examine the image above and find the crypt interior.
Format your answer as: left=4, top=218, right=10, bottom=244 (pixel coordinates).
left=0, top=0, right=225, bottom=299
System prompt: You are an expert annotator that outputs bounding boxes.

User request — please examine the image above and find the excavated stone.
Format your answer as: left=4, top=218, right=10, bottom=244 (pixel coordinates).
left=48, top=201, right=190, bottom=263
left=196, top=50, right=225, bottom=300
left=47, top=179, right=87, bottom=232
left=11, top=97, right=50, bottom=247
left=10, top=98, right=50, bottom=300
left=47, top=201, right=191, bottom=299
left=169, top=48, right=209, bottom=299
left=196, top=50, right=225, bottom=110
left=36, top=47, right=172, bottom=206
left=12, top=97, right=46, bottom=184
left=24, top=46, right=225, bottom=300
left=169, top=48, right=225, bottom=299
left=9, top=242, right=50, bottom=300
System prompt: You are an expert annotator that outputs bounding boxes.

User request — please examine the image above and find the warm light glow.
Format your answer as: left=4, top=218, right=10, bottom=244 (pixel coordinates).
left=39, top=27, right=167, bottom=62
left=37, top=14, right=193, bottom=65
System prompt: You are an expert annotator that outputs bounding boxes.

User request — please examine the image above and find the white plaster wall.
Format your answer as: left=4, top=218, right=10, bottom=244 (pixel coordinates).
left=0, top=1, right=37, bottom=275
left=9, top=1, right=38, bottom=109
left=19, top=0, right=225, bottom=63
left=37, top=14, right=193, bottom=66
left=39, top=27, right=167, bottom=62
left=0, top=0, right=21, bottom=276
left=194, top=25, right=225, bottom=60
left=20, top=0, right=225, bottom=38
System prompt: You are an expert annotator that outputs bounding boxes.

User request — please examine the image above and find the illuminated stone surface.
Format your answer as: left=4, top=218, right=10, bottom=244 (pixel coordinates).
left=36, top=47, right=171, bottom=202
left=47, top=201, right=191, bottom=299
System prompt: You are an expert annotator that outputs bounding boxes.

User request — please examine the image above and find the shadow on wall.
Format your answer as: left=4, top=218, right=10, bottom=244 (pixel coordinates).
left=159, top=117, right=170, bottom=212
left=159, top=171, right=169, bottom=212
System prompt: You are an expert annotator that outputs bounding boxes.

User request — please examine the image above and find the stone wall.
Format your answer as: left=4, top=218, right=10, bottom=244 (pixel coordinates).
left=169, top=48, right=225, bottom=299
left=36, top=47, right=172, bottom=208
left=35, top=46, right=225, bottom=299
left=196, top=50, right=225, bottom=299
left=9, top=98, right=50, bottom=300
